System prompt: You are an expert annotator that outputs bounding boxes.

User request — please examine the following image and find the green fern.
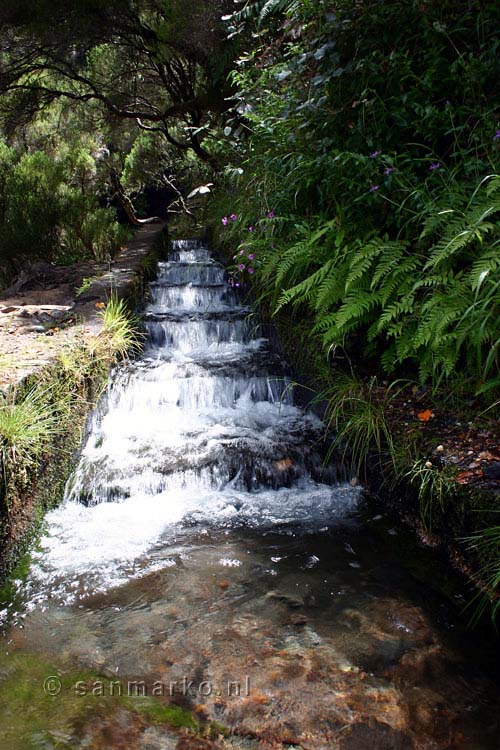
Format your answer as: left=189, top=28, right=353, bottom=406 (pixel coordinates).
left=230, top=0, right=301, bottom=27
left=424, top=175, right=500, bottom=271
left=276, top=258, right=336, bottom=311
left=469, top=243, right=500, bottom=291
left=259, top=0, right=301, bottom=25
left=258, top=175, right=500, bottom=397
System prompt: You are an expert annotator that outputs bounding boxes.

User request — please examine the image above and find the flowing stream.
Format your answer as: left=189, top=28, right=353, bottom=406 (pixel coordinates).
left=1, top=240, right=500, bottom=749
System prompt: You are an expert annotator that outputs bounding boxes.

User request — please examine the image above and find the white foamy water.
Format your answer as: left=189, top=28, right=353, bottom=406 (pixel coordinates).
left=148, top=284, right=240, bottom=312
left=19, top=240, right=360, bottom=605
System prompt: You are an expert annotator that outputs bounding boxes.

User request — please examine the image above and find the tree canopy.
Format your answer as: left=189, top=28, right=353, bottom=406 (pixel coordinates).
left=0, top=0, right=234, bottom=161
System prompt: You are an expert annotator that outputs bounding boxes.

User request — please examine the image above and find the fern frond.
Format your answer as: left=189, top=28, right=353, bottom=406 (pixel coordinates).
left=259, top=0, right=301, bottom=25
left=425, top=179, right=500, bottom=270
left=275, top=258, right=335, bottom=312
left=333, top=291, right=382, bottom=333
left=274, top=220, right=338, bottom=288
left=370, top=240, right=409, bottom=288
left=377, top=297, right=416, bottom=333
left=313, top=260, right=349, bottom=312
left=344, top=238, right=382, bottom=291
left=378, top=258, right=419, bottom=306
left=469, top=246, right=500, bottom=291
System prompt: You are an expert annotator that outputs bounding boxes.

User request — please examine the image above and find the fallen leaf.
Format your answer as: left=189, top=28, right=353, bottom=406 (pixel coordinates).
left=417, top=409, right=433, bottom=422
left=95, top=302, right=106, bottom=309
left=456, top=471, right=475, bottom=484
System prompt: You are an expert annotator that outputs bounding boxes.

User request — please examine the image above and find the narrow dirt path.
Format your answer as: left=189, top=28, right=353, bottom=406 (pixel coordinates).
left=0, top=224, right=165, bottom=390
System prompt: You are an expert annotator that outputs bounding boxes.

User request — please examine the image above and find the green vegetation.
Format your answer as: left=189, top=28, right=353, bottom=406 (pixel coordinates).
left=0, top=385, right=63, bottom=475
left=319, top=373, right=397, bottom=478
left=131, top=700, right=198, bottom=730
left=0, top=548, right=34, bottom=612
left=0, top=0, right=234, bottom=289
left=0, top=651, right=200, bottom=749
left=0, top=141, right=130, bottom=288
left=0, top=294, right=144, bottom=578
left=206, top=0, right=500, bottom=618
left=98, top=296, right=143, bottom=360
left=216, top=0, right=500, bottom=397
left=1, top=0, right=500, bottom=618
left=76, top=276, right=101, bottom=297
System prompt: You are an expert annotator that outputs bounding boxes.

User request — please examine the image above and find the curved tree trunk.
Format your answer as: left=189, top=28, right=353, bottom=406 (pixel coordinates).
left=110, top=171, right=162, bottom=225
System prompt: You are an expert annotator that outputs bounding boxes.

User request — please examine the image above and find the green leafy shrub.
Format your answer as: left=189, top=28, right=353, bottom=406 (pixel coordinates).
left=0, top=141, right=128, bottom=286
left=215, top=0, right=500, bottom=401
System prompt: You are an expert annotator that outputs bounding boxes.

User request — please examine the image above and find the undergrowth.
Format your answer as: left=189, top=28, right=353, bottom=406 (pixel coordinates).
left=0, top=385, right=65, bottom=473
left=0, top=295, right=142, bottom=514
left=317, top=373, right=398, bottom=478
left=209, top=0, right=500, bottom=622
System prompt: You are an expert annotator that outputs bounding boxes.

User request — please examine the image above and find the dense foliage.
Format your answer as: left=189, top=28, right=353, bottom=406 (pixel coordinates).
left=216, top=0, right=500, bottom=399
left=0, top=0, right=232, bottom=287
left=0, top=0, right=234, bottom=162
left=0, top=139, right=130, bottom=286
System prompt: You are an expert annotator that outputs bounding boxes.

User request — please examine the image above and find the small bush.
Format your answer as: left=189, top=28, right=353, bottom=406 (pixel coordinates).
left=0, top=141, right=128, bottom=286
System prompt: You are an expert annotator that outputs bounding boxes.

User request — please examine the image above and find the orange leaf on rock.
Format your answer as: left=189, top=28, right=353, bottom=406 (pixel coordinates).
left=95, top=302, right=106, bottom=309
left=417, top=409, right=433, bottom=422
left=456, top=471, right=474, bottom=484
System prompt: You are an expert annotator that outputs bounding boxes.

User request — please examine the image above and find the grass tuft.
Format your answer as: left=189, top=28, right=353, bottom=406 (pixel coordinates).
left=97, top=295, right=142, bottom=360
left=318, top=373, right=400, bottom=479
left=0, top=385, right=62, bottom=468
left=404, top=458, right=455, bottom=529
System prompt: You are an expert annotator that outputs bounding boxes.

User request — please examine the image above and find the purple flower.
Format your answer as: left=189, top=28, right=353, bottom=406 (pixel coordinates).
left=222, top=216, right=229, bottom=225
left=232, top=254, right=237, bottom=260
left=248, top=253, right=254, bottom=260
left=370, top=150, right=382, bottom=158
left=248, top=267, right=255, bottom=275
left=267, top=210, right=275, bottom=219
left=238, top=263, right=246, bottom=271
left=494, top=130, right=500, bottom=141
left=429, top=162, right=441, bottom=170
left=235, top=283, right=240, bottom=288
left=369, top=184, right=380, bottom=192
left=230, top=213, right=238, bottom=221
left=239, top=249, right=245, bottom=255
left=248, top=225, right=254, bottom=232
left=384, top=167, right=395, bottom=176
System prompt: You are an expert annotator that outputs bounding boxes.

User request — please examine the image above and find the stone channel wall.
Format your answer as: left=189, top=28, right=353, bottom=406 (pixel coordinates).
left=0, top=224, right=167, bottom=582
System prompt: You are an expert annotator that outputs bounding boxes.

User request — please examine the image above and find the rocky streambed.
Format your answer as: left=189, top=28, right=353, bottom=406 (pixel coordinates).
left=1, top=239, right=500, bottom=750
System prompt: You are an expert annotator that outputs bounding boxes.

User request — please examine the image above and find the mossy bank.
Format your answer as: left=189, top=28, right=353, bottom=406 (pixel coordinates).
left=0, top=224, right=167, bottom=586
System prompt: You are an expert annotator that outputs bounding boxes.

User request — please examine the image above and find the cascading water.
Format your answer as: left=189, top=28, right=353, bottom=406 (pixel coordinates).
left=2, top=240, right=500, bottom=750
left=10, top=240, right=358, bottom=603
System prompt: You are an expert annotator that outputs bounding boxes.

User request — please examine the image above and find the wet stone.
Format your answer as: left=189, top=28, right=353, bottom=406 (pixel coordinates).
left=1, top=239, right=500, bottom=750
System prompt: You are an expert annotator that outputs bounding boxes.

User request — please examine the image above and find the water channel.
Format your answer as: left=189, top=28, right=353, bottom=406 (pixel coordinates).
left=1, top=240, right=499, bottom=749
